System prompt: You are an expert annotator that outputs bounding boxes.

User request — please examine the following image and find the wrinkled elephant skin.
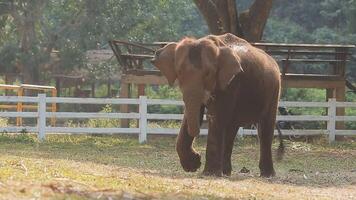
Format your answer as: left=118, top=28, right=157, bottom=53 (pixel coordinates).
left=152, top=33, right=281, bottom=178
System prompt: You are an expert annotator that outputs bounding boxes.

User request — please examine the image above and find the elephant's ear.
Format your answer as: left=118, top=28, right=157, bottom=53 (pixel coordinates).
left=199, top=40, right=219, bottom=91
left=217, top=47, right=243, bottom=90
left=152, top=42, right=177, bottom=86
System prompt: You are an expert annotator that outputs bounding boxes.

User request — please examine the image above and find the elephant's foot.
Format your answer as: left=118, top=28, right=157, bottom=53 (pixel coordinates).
left=222, top=163, right=232, bottom=176
left=259, top=163, right=275, bottom=177
left=179, top=151, right=201, bottom=172
left=202, top=165, right=223, bottom=177
left=202, top=169, right=223, bottom=177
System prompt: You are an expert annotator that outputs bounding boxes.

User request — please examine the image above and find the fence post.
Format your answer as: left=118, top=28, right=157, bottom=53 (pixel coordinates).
left=139, top=96, right=147, bottom=143
left=327, top=98, right=336, bottom=143
left=38, top=93, right=46, bottom=141
left=237, top=127, right=244, bottom=138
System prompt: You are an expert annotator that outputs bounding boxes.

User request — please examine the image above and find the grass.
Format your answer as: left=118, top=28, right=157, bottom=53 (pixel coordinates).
left=0, top=134, right=355, bottom=200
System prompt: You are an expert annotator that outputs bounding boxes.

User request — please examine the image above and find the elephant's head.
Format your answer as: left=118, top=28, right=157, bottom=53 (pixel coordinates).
left=151, top=38, right=243, bottom=137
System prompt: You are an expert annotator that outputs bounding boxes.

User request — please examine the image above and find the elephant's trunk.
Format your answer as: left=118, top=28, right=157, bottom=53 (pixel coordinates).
left=183, top=90, right=204, bottom=137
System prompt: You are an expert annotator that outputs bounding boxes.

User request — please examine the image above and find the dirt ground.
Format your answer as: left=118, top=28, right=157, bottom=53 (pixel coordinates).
left=0, top=134, right=355, bottom=199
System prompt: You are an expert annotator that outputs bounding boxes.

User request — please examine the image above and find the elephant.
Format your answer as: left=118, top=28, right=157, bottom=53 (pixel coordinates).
left=151, top=33, right=283, bottom=177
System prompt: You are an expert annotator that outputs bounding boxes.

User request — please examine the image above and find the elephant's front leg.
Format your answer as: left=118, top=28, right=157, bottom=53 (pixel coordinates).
left=176, top=114, right=201, bottom=172
left=203, top=106, right=226, bottom=176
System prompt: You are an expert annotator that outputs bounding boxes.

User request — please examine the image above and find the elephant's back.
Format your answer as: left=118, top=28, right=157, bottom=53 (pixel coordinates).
left=232, top=45, right=281, bottom=124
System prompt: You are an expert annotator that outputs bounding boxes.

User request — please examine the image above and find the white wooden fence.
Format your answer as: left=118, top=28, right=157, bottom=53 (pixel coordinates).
left=0, top=94, right=355, bottom=143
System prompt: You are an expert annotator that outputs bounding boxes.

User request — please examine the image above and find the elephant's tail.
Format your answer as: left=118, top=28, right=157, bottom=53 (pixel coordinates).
left=199, top=105, right=205, bottom=126
left=276, top=122, right=285, bottom=161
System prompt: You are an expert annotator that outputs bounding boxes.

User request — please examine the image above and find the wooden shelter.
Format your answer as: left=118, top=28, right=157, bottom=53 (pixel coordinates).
left=109, top=40, right=355, bottom=127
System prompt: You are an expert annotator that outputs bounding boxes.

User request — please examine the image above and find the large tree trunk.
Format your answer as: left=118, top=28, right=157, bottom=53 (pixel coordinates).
left=193, top=0, right=273, bottom=42
left=20, top=12, right=39, bottom=85
left=3, top=1, right=47, bottom=86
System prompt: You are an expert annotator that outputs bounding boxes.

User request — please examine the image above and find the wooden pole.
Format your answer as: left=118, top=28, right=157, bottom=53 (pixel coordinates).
left=335, top=86, right=345, bottom=130
left=51, top=88, right=57, bottom=126
left=107, top=78, right=111, bottom=97
left=91, top=83, right=95, bottom=98
left=55, top=78, right=61, bottom=97
left=120, top=82, right=130, bottom=128
left=5, top=75, right=9, bottom=96
left=16, top=88, right=23, bottom=126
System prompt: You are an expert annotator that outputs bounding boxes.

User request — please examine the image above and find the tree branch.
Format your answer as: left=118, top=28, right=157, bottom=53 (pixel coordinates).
left=193, top=0, right=224, bottom=34
left=239, top=0, right=273, bottom=42
left=226, top=0, right=244, bottom=37
left=43, top=8, right=85, bottom=54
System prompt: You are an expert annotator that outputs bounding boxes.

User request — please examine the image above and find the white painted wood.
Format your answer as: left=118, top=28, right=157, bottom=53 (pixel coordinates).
left=277, top=115, right=329, bottom=121
left=279, top=101, right=329, bottom=107
left=327, top=98, right=336, bottom=142
left=147, top=114, right=329, bottom=121
left=147, top=114, right=207, bottom=120
left=139, top=96, right=148, bottom=143
left=46, top=127, right=139, bottom=134
left=46, top=97, right=139, bottom=105
left=147, top=99, right=184, bottom=106
left=238, top=129, right=326, bottom=136
left=335, top=102, right=356, bottom=108
left=335, top=116, right=356, bottom=121
left=147, top=128, right=209, bottom=135
left=0, top=96, right=38, bottom=103
left=335, top=130, right=356, bottom=136
left=21, top=84, right=55, bottom=90
left=37, top=94, right=46, bottom=141
left=0, top=112, right=37, bottom=118
left=46, top=112, right=139, bottom=119
left=1, top=95, right=355, bottom=140
left=147, top=114, right=183, bottom=120
left=147, top=128, right=325, bottom=136
left=237, top=127, right=244, bottom=137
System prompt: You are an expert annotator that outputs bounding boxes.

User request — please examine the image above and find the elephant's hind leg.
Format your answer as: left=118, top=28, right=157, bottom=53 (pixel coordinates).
left=258, top=115, right=277, bottom=177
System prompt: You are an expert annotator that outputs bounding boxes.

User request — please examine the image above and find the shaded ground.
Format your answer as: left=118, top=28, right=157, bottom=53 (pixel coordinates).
left=0, top=134, right=355, bottom=199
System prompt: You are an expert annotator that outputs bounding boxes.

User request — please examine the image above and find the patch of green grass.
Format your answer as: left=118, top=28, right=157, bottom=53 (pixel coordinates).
left=0, top=130, right=35, bottom=143
left=0, top=134, right=355, bottom=199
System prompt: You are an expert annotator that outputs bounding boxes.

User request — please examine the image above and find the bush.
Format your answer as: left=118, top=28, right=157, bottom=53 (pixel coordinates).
left=86, top=105, right=120, bottom=128
left=0, top=118, right=8, bottom=127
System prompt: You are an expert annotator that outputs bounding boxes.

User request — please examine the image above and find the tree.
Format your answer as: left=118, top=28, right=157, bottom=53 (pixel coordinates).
left=0, top=0, right=46, bottom=84
left=0, top=0, right=86, bottom=85
left=0, top=0, right=206, bottom=87
left=193, top=0, right=273, bottom=42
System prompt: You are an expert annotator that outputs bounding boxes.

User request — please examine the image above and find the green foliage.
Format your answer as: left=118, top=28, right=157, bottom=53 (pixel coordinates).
left=146, top=85, right=183, bottom=114
left=0, top=0, right=206, bottom=84
left=0, top=117, right=8, bottom=127
left=281, top=88, right=325, bottom=102
left=265, top=0, right=356, bottom=93
left=264, top=18, right=313, bottom=43
left=0, top=132, right=35, bottom=143
left=146, top=85, right=182, bottom=100
left=280, top=89, right=326, bottom=129
left=86, top=105, right=120, bottom=128
left=85, top=60, right=119, bottom=83
left=0, top=42, right=19, bottom=72
left=0, top=0, right=355, bottom=101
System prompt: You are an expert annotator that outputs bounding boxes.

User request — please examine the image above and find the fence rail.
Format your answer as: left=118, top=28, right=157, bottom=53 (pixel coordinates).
left=0, top=94, right=355, bottom=143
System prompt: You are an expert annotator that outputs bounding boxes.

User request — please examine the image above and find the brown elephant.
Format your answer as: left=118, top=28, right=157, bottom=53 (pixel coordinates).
left=151, top=33, right=283, bottom=177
